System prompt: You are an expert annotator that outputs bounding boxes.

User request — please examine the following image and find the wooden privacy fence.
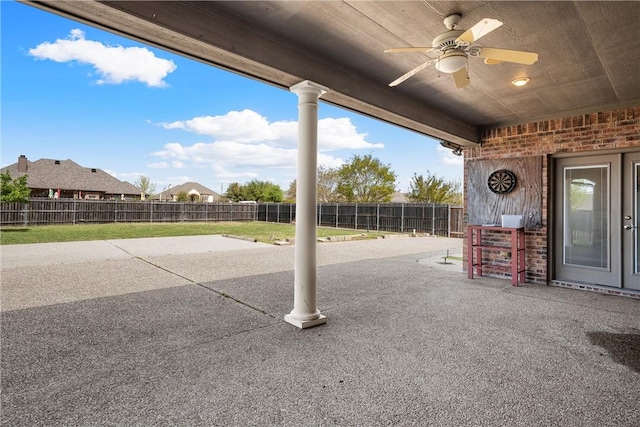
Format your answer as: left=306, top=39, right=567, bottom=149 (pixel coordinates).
left=0, top=199, right=257, bottom=225
left=258, top=203, right=464, bottom=238
left=1, top=199, right=463, bottom=238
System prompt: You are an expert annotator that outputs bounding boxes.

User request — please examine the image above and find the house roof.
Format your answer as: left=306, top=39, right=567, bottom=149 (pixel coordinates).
left=1, top=157, right=140, bottom=195
left=155, top=182, right=221, bottom=199
left=24, top=1, right=640, bottom=148
left=391, top=191, right=408, bottom=203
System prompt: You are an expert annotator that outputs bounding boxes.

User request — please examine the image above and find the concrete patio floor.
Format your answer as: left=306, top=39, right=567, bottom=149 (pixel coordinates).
left=1, top=235, right=639, bottom=426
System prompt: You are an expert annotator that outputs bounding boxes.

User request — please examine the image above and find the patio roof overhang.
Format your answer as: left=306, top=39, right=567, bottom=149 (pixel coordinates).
left=22, top=1, right=640, bottom=148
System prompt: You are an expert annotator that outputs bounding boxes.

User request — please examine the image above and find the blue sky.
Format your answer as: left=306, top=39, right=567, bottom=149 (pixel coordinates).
left=1, top=1, right=462, bottom=194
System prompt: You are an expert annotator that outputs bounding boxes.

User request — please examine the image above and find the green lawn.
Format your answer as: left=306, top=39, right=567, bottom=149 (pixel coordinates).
left=0, top=222, right=382, bottom=245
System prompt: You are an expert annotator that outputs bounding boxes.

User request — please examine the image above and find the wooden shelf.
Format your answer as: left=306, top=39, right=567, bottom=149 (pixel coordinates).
left=467, top=225, right=526, bottom=286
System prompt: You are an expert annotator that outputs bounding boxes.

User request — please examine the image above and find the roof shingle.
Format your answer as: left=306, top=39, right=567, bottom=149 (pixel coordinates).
left=1, top=157, right=140, bottom=195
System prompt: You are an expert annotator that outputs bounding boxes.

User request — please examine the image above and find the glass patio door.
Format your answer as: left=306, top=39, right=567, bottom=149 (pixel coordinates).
left=623, top=152, right=640, bottom=290
left=555, top=152, right=640, bottom=290
left=555, top=155, right=621, bottom=287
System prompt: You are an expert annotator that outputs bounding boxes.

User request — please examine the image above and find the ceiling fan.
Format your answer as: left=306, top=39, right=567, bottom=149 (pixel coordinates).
left=385, top=14, right=538, bottom=89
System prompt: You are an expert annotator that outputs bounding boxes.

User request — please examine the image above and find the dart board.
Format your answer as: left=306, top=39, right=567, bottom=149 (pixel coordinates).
left=487, top=169, right=517, bottom=194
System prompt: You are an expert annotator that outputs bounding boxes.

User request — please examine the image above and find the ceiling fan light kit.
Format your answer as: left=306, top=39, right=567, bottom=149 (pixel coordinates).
left=386, top=13, right=539, bottom=89
left=435, top=52, right=467, bottom=73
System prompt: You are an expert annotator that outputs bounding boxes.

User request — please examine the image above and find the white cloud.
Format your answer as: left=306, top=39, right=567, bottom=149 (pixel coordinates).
left=147, top=160, right=193, bottom=170
left=151, top=109, right=383, bottom=183
left=159, top=109, right=383, bottom=151
left=29, top=29, right=176, bottom=87
left=147, top=162, right=170, bottom=169
left=437, top=145, right=464, bottom=167
left=151, top=139, right=345, bottom=180
left=211, top=164, right=259, bottom=180
left=318, top=153, right=344, bottom=169
left=152, top=176, right=193, bottom=188
left=118, top=172, right=146, bottom=180
left=318, top=118, right=382, bottom=151
left=153, top=140, right=296, bottom=168
left=161, top=110, right=278, bottom=143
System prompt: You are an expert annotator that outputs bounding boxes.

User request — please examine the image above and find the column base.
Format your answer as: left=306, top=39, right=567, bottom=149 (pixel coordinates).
left=284, top=313, right=327, bottom=329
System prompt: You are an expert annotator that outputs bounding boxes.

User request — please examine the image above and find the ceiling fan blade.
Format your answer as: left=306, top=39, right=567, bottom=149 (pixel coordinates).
left=452, top=68, right=470, bottom=89
left=478, top=47, right=538, bottom=64
left=385, top=47, right=434, bottom=53
left=483, top=58, right=503, bottom=65
left=388, top=60, right=435, bottom=87
left=456, top=18, right=503, bottom=44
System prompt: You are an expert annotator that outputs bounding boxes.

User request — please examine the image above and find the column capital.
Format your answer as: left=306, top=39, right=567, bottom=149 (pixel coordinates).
left=289, top=80, right=329, bottom=97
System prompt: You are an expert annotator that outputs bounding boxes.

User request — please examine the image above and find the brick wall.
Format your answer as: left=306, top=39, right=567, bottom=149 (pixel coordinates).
left=464, top=107, right=640, bottom=284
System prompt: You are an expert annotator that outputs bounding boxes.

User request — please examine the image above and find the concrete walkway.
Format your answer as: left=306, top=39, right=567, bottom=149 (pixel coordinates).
left=1, top=235, right=638, bottom=426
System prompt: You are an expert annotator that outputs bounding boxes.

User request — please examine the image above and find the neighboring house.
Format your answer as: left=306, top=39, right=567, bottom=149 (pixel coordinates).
left=390, top=191, right=408, bottom=203
left=153, top=182, right=221, bottom=202
left=1, top=155, right=141, bottom=200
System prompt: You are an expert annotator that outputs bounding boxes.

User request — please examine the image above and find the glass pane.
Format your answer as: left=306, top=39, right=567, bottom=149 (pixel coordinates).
left=564, top=166, right=609, bottom=269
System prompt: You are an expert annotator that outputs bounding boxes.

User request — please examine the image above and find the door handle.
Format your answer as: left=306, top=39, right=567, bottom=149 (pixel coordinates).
left=624, top=224, right=637, bottom=230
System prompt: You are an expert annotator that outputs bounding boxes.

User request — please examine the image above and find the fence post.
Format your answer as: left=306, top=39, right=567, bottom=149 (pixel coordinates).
left=150, top=202, right=154, bottom=223
left=205, top=202, right=208, bottom=222
left=318, top=203, right=321, bottom=226
left=355, top=203, right=358, bottom=230
left=400, top=204, right=404, bottom=233
left=72, top=200, right=77, bottom=225
left=376, top=204, right=380, bottom=231
left=114, top=198, right=118, bottom=223
left=448, top=205, right=451, bottom=238
left=230, top=203, right=233, bottom=221
left=22, top=202, right=28, bottom=226
left=335, top=203, right=339, bottom=228
left=277, top=203, right=280, bottom=223
left=432, top=204, right=436, bottom=235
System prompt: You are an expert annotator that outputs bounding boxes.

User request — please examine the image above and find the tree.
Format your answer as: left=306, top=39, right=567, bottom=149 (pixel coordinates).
left=225, top=182, right=246, bottom=202
left=317, top=166, right=342, bottom=203
left=175, top=191, right=190, bottom=202
left=336, top=154, right=396, bottom=203
left=285, top=180, right=296, bottom=203
left=0, top=172, right=31, bottom=202
left=262, top=183, right=284, bottom=202
left=406, top=172, right=462, bottom=204
left=224, top=180, right=283, bottom=202
left=287, top=166, right=341, bottom=203
left=243, top=179, right=283, bottom=202
left=569, top=179, right=591, bottom=211
left=243, top=180, right=269, bottom=202
left=134, top=175, right=156, bottom=198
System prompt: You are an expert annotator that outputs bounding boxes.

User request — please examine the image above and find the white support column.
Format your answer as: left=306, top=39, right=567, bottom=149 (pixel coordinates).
left=285, top=80, right=329, bottom=329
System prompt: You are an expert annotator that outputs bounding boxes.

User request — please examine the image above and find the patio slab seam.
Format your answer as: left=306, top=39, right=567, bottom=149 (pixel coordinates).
left=129, top=254, right=279, bottom=320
